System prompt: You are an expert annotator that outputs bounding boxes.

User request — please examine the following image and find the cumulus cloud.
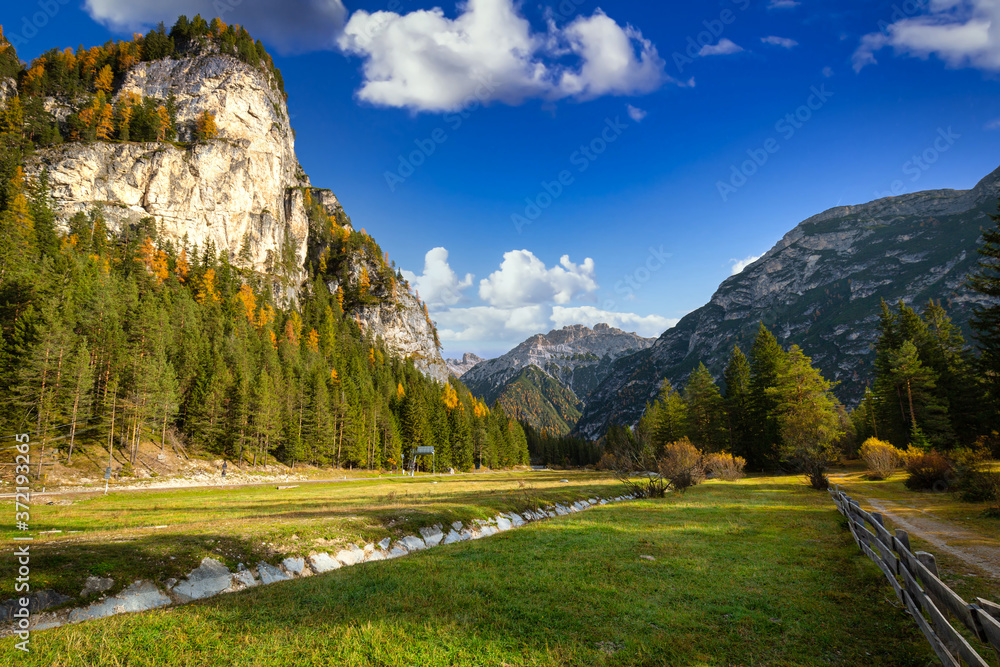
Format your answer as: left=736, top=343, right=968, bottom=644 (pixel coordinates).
left=434, top=305, right=551, bottom=344
left=479, top=250, right=597, bottom=308
left=83, top=0, right=347, bottom=53
left=698, top=38, right=744, bottom=56
left=550, top=306, right=676, bottom=338
left=761, top=36, right=798, bottom=48
left=626, top=104, right=647, bottom=122
left=337, top=0, right=667, bottom=112
left=854, top=0, right=1000, bottom=72
left=400, top=247, right=473, bottom=307
left=730, top=254, right=761, bottom=275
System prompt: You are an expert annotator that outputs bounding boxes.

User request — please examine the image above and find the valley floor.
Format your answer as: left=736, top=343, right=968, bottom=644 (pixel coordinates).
left=1, top=473, right=958, bottom=666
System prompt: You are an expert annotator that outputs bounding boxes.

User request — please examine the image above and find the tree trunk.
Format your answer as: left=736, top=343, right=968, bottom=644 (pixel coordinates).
left=905, top=378, right=917, bottom=428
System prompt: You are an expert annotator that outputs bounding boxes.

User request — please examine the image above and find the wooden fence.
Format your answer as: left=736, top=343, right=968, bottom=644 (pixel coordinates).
left=830, top=486, right=1000, bottom=667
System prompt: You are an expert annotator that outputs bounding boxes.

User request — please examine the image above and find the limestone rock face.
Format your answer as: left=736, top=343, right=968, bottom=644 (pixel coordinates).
left=26, top=55, right=307, bottom=284
left=445, top=353, right=485, bottom=378
left=0, top=76, right=15, bottom=105
left=354, top=286, right=450, bottom=383
left=20, top=52, right=450, bottom=381
left=574, top=165, right=1000, bottom=439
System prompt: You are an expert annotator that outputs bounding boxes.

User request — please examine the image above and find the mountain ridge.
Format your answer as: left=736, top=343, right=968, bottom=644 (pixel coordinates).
left=573, top=165, right=1000, bottom=439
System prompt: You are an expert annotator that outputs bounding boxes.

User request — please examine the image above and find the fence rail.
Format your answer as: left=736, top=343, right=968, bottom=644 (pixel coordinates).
left=830, top=487, right=1000, bottom=667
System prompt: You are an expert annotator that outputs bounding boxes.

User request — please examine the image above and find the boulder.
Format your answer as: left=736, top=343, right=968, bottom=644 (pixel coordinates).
left=308, top=553, right=341, bottom=573
left=68, top=581, right=170, bottom=623
left=282, top=557, right=307, bottom=576
left=398, top=535, right=427, bottom=552
left=257, top=562, right=290, bottom=585
left=419, top=525, right=445, bottom=547
left=171, top=558, right=233, bottom=602
left=81, top=576, right=114, bottom=597
left=335, top=544, right=366, bottom=566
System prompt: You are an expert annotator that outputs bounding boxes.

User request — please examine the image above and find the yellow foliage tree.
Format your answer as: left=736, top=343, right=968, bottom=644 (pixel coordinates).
left=283, top=319, right=298, bottom=347
left=335, top=286, right=344, bottom=309
left=196, top=268, right=220, bottom=304
left=330, top=367, right=339, bottom=384
left=236, top=284, right=256, bottom=322
left=195, top=110, right=218, bottom=141
left=175, top=247, right=190, bottom=283
left=442, top=383, right=459, bottom=410
left=306, top=328, right=320, bottom=352
left=95, top=100, right=114, bottom=140
left=359, top=267, right=370, bottom=294
left=94, top=65, right=114, bottom=94
left=397, top=382, right=405, bottom=399
left=154, top=105, right=171, bottom=141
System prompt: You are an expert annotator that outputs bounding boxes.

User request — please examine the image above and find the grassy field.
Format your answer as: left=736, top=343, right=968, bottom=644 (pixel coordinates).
left=2, top=474, right=936, bottom=666
left=1, top=471, right=623, bottom=601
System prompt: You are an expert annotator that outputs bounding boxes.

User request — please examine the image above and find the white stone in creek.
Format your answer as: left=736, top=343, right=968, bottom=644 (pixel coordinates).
left=399, top=535, right=427, bottom=552
left=387, top=546, right=408, bottom=559
left=495, top=516, right=512, bottom=532
left=442, top=530, right=465, bottom=545
left=171, top=558, right=233, bottom=602
left=232, top=569, right=258, bottom=588
left=377, top=537, right=392, bottom=550
left=68, top=581, right=170, bottom=623
left=366, top=550, right=386, bottom=562
left=335, top=544, right=366, bottom=566
left=419, top=525, right=445, bottom=547
left=282, top=557, right=306, bottom=576
left=257, top=562, right=290, bottom=585
left=308, top=553, right=341, bottom=573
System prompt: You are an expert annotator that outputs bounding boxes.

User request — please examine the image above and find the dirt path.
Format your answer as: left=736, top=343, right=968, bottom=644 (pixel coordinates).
left=862, top=497, right=1000, bottom=580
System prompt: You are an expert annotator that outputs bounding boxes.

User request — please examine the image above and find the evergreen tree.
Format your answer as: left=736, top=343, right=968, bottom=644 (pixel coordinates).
left=968, top=200, right=1000, bottom=420
left=682, top=363, right=727, bottom=451
left=748, top=323, right=785, bottom=470
left=769, top=345, right=843, bottom=489
left=723, top=345, right=752, bottom=460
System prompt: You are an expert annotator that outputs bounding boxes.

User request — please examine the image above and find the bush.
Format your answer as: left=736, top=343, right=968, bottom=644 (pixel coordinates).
left=904, top=451, right=952, bottom=491
left=704, top=451, right=746, bottom=481
left=859, top=437, right=901, bottom=480
left=657, top=438, right=704, bottom=493
left=596, top=451, right=617, bottom=472
left=949, top=444, right=1000, bottom=503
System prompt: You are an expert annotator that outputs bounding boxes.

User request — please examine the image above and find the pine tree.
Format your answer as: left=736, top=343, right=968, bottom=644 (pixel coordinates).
left=769, top=345, right=843, bottom=489
left=683, top=363, right=727, bottom=451
left=968, top=201, right=1000, bottom=419
left=748, top=323, right=784, bottom=470
left=723, top=345, right=752, bottom=460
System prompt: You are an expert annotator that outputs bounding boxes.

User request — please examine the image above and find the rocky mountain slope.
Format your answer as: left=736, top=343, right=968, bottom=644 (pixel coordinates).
left=446, top=353, right=485, bottom=378
left=574, top=166, right=1000, bottom=439
left=22, top=48, right=448, bottom=382
left=461, top=324, right=655, bottom=434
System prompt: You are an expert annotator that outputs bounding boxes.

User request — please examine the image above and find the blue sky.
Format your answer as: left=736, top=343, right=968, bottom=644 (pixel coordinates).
left=4, top=0, right=1000, bottom=359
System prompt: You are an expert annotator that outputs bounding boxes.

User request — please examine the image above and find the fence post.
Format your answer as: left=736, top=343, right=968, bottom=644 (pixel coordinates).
left=915, top=551, right=939, bottom=578
left=895, top=529, right=911, bottom=553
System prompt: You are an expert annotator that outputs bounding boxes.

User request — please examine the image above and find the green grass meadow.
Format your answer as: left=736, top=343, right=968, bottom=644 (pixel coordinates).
left=1, top=475, right=936, bottom=666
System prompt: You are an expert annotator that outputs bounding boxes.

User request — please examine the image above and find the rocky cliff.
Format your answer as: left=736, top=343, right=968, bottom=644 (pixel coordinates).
left=446, top=353, right=486, bottom=378
left=21, top=50, right=449, bottom=382
left=574, top=165, right=1000, bottom=439
left=461, top=324, right=655, bottom=434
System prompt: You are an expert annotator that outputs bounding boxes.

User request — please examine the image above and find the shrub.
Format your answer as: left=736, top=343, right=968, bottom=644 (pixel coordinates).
left=704, top=452, right=746, bottom=481
left=657, top=438, right=704, bottom=493
left=949, top=444, right=999, bottom=503
left=904, top=451, right=952, bottom=491
left=859, top=437, right=901, bottom=480
left=596, top=451, right=617, bottom=472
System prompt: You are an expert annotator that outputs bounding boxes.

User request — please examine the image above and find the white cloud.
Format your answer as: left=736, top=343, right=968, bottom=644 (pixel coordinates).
left=626, top=104, right=647, bottom=122
left=400, top=247, right=473, bottom=307
left=854, top=0, right=1000, bottom=72
left=761, top=36, right=799, bottom=48
left=479, top=250, right=597, bottom=308
left=768, top=0, right=801, bottom=8
left=730, top=255, right=761, bottom=275
left=338, top=0, right=667, bottom=112
left=698, top=38, right=744, bottom=56
left=434, top=305, right=551, bottom=344
left=550, top=306, right=676, bottom=338
left=83, top=0, right=347, bottom=53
